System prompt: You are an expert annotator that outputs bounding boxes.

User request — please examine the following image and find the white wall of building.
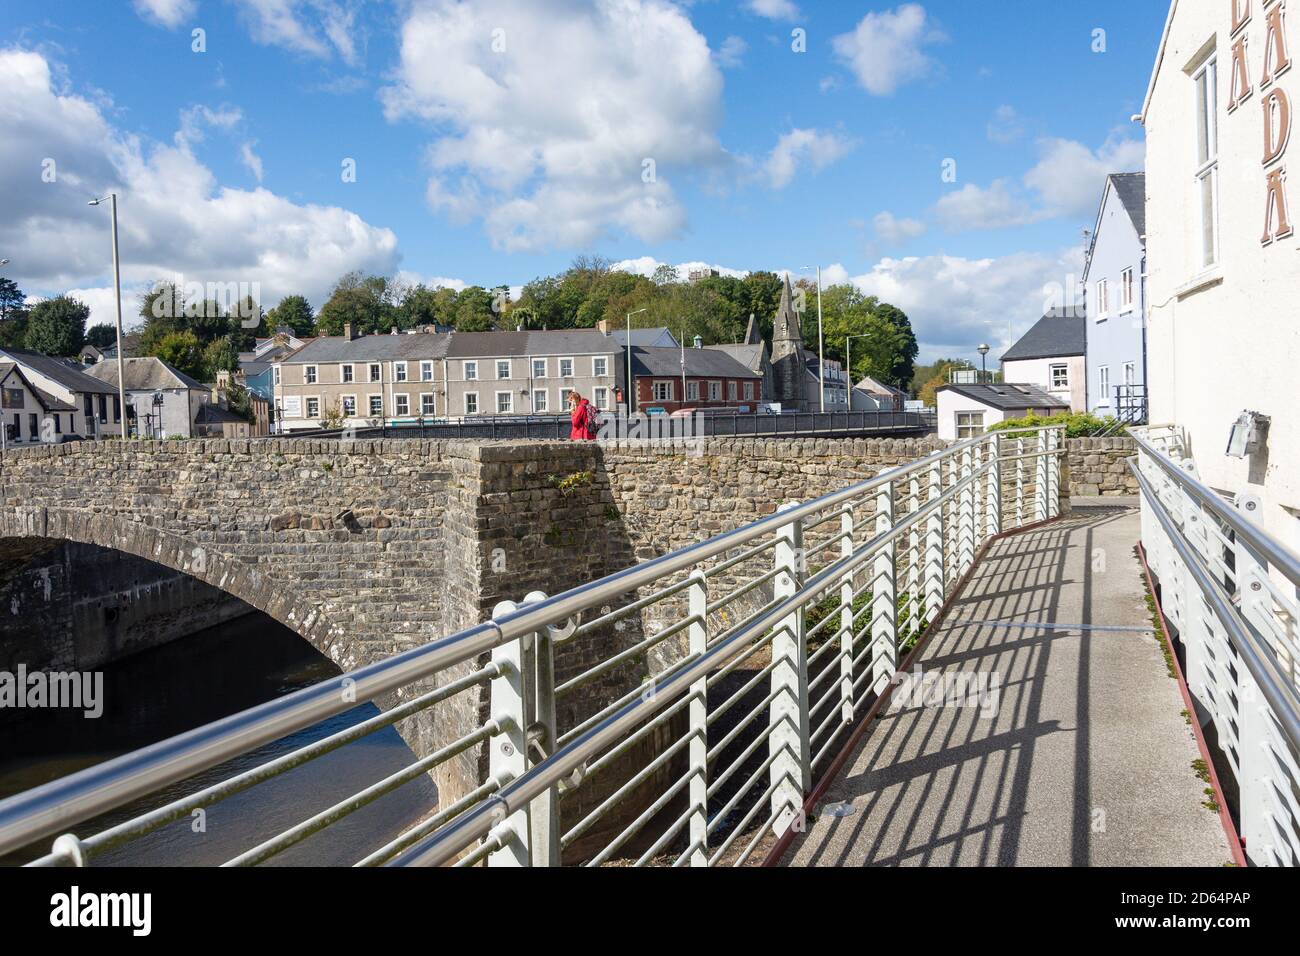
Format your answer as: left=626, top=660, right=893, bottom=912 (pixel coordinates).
left=1144, top=1, right=1300, bottom=542
left=1001, top=356, right=1086, bottom=412
left=935, top=390, right=1012, bottom=441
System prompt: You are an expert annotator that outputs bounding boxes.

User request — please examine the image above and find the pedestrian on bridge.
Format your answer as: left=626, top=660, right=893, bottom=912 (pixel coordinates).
left=569, top=391, right=598, bottom=441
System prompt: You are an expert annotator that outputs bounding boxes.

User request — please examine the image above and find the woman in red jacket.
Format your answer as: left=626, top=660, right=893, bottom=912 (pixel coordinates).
left=568, top=392, right=597, bottom=441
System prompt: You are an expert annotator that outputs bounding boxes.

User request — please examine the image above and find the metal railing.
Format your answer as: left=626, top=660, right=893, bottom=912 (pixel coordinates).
left=0, top=425, right=1065, bottom=867
left=1131, top=426, right=1300, bottom=866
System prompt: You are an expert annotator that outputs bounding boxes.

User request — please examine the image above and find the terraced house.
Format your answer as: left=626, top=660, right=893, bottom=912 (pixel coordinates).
left=273, top=325, right=451, bottom=432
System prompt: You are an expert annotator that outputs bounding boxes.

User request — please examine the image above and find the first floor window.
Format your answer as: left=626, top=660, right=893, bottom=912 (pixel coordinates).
left=497, top=391, right=513, bottom=414
left=1123, top=362, right=1135, bottom=386
left=342, top=396, right=357, bottom=417
left=395, top=394, right=410, bottom=416
left=304, top=366, right=317, bottom=384
left=1050, top=364, right=1069, bottom=389
left=369, top=395, right=383, bottom=416
left=496, top=360, right=511, bottom=380
left=369, top=364, right=381, bottom=383
left=708, top=381, right=721, bottom=401
left=652, top=381, right=673, bottom=402
left=395, top=362, right=408, bottom=383
left=421, top=393, right=436, bottom=415
left=306, top=397, right=321, bottom=419
left=1194, top=56, right=1219, bottom=269
left=593, top=357, right=608, bottom=377
left=421, top=361, right=434, bottom=382
left=956, top=411, right=985, bottom=439
left=465, top=361, right=478, bottom=381
left=341, top=364, right=354, bottom=383
left=560, top=358, right=574, bottom=378
left=1094, top=279, right=1109, bottom=317
left=1120, top=267, right=1134, bottom=309
left=533, top=389, right=548, bottom=413
left=743, top=382, right=754, bottom=400
left=532, top=358, right=547, bottom=379
left=465, top=393, right=479, bottom=415
left=1098, top=366, right=1110, bottom=403
left=687, top=381, right=700, bottom=401
left=727, top=381, right=738, bottom=401
left=593, top=387, right=609, bottom=410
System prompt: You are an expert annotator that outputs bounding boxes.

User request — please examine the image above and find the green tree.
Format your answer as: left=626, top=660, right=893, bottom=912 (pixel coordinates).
left=150, top=330, right=205, bottom=381
left=315, top=272, right=400, bottom=336
left=266, top=294, right=316, bottom=337
left=86, top=323, right=118, bottom=349
left=742, top=271, right=783, bottom=342
left=453, top=286, right=496, bottom=331
left=24, top=295, right=88, bottom=356
left=201, top=336, right=239, bottom=381
left=0, top=277, right=28, bottom=348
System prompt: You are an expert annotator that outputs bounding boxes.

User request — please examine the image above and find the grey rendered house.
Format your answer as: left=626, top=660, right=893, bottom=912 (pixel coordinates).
left=443, top=330, right=623, bottom=418
left=0, top=348, right=121, bottom=439
left=84, top=357, right=211, bottom=439
left=1082, top=172, right=1147, bottom=420
left=273, top=328, right=452, bottom=432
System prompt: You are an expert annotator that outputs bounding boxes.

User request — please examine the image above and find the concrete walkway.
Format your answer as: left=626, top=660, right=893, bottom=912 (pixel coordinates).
left=787, top=506, right=1233, bottom=867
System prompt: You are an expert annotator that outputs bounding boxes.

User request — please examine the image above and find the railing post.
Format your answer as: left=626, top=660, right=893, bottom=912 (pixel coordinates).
left=1034, top=430, right=1049, bottom=524
left=923, top=458, right=944, bottom=628
left=770, top=502, right=811, bottom=835
left=487, top=592, right=559, bottom=867
left=1048, top=427, right=1061, bottom=518
left=907, top=474, right=921, bottom=648
left=686, top=571, right=710, bottom=866
left=1015, top=437, right=1026, bottom=528
left=871, top=476, right=897, bottom=695
left=840, top=503, right=856, bottom=725
left=986, top=435, right=1001, bottom=539
left=958, top=445, right=976, bottom=580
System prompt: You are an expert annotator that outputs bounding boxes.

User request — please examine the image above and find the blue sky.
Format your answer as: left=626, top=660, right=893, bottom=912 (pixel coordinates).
left=0, top=1, right=1169, bottom=361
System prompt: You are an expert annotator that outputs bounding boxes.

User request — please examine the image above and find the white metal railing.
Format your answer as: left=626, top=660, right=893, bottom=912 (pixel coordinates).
left=0, top=426, right=1065, bottom=867
left=1131, top=426, right=1300, bottom=866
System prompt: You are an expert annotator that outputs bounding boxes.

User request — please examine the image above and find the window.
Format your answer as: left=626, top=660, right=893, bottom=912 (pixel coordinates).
left=593, top=387, right=609, bottom=410
left=465, top=392, right=479, bottom=415
left=1095, top=279, right=1109, bottom=317
left=652, top=381, right=673, bottom=402
left=341, top=364, right=354, bottom=383
left=956, top=411, right=985, bottom=439
left=6, top=388, right=24, bottom=408
left=395, top=362, right=408, bottom=383
left=743, top=382, right=754, bottom=401
left=421, top=393, right=436, bottom=415
left=532, top=358, right=547, bottom=379
left=709, top=381, right=721, bottom=401
left=560, top=358, right=574, bottom=378
left=306, top=397, right=321, bottom=419
left=273, top=366, right=281, bottom=385
left=341, top=396, right=357, bottom=417
left=496, top=391, right=513, bottom=414
left=395, top=394, right=410, bottom=416
left=369, top=395, right=383, bottom=417
left=1194, top=56, right=1219, bottom=268
left=464, top=361, right=478, bottom=381
left=533, top=389, right=548, bottom=413
left=420, top=361, right=434, bottom=382
left=28, top=413, right=37, bottom=437
left=1050, top=364, right=1069, bottom=389
left=304, top=365, right=317, bottom=384
left=559, top=388, right=573, bottom=409
left=727, top=381, right=738, bottom=401
left=1120, top=268, right=1134, bottom=310
left=687, top=381, right=700, bottom=401
left=496, top=360, right=511, bottom=380
left=369, top=363, right=382, bottom=383
left=593, top=357, right=608, bottom=377
left=113, top=396, right=121, bottom=422
left=1098, top=366, right=1111, bottom=404
left=52, top=414, right=61, bottom=435
left=1123, top=362, right=1136, bottom=386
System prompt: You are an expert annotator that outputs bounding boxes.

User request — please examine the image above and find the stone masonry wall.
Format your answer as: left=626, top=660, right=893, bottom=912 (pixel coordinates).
left=1065, top=437, right=1139, bottom=497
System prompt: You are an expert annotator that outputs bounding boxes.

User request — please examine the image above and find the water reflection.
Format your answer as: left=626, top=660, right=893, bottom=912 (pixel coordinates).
left=0, top=612, right=438, bottom=866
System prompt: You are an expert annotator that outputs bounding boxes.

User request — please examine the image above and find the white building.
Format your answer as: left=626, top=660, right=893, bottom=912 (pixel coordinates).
left=85, top=357, right=211, bottom=439
left=1142, top=0, right=1300, bottom=545
left=934, top=383, right=1068, bottom=442
left=999, top=310, right=1087, bottom=413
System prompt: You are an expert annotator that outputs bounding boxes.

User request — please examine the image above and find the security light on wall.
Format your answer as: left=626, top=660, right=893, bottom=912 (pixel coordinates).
left=1226, top=411, right=1270, bottom=459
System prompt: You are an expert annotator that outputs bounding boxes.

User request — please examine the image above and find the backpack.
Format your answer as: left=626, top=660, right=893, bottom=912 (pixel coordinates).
left=583, top=402, right=599, bottom=434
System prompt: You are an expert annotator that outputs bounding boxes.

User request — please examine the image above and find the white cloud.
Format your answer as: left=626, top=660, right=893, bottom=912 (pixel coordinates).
left=239, top=141, right=265, bottom=182
left=762, top=129, right=855, bottom=189
left=745, top=0, right=801, bottom=20
left=394, top=269, right=467, bottom=292
left=383, top=0, right=727, bottom=253
left=612, top=257, right=748, bottom=281
left=0, top=48, right=399, bottom=327
left=832, top=4, right=944, bottom=97
left=935, top=132, right=1144, bottom=232
left=229, top=0, right=361, bottom=65
left=133, top=0, right=197, bottom=29
left=873, top=211, right=926, bottom=245
left=718, top=35, right=747, bottom=69
left=986, top=104, right=1024, bottom=145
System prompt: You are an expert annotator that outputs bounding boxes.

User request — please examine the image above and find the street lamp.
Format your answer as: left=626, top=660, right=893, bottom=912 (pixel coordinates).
left=846, top=333, right=872, bottom=409
left=977, top=343, right=990, bottom=381
left=800, top=266, right=826, bottom=412
left=625, top=308, right=647, bottom=414
left=88, top=194, right=128, bottom=439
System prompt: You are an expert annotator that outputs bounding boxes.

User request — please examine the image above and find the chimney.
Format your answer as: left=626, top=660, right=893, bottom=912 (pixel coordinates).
left=693, top=335, right=703, bottom=349
left=343, top=322, right=354, bottom=341
left=597, top=319, right=610, bottom=335
left=391, top=326, right=398, bottom=335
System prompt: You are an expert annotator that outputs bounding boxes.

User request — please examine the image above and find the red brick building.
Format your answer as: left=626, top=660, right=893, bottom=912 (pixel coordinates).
left=630, top=346, right=764, bottom=414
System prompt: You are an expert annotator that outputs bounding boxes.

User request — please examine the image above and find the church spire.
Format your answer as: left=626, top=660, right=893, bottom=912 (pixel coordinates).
left=743, top=312, right=762, bottom=345
left=774, top=273, right=802, bottom=344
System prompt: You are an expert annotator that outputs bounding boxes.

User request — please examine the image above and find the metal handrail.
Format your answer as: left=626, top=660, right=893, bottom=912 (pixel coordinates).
left=1130, top=429, right=1300, bottom=587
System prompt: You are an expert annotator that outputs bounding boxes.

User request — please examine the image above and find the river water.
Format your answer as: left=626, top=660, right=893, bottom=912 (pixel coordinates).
left=0, top=612, right=439, bottom=866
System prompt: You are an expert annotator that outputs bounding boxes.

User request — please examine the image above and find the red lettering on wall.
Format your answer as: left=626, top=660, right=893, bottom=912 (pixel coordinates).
left=1261, top=0, right=1292, bottom=87
left=1233, top=0, right=1253, bottom=35
left=1262, top=165, right=1294, bottom=242
left=1230, top=35, right=1255, bottom=109
left=1264, top=87, right=1293, bottom=164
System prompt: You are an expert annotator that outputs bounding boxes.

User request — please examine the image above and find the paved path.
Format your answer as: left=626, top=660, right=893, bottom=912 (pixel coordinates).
left=787, top=507, right=1233, bottom=867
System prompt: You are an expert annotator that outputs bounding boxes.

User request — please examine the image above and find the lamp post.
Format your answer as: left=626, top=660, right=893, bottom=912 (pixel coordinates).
left=977, top=343, right=990, bottom=381
left=846, top=333, right=871, bottom=409
left=626, top=308, right=647, bottom=414
left=88, top=194, right=128, bottom=439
